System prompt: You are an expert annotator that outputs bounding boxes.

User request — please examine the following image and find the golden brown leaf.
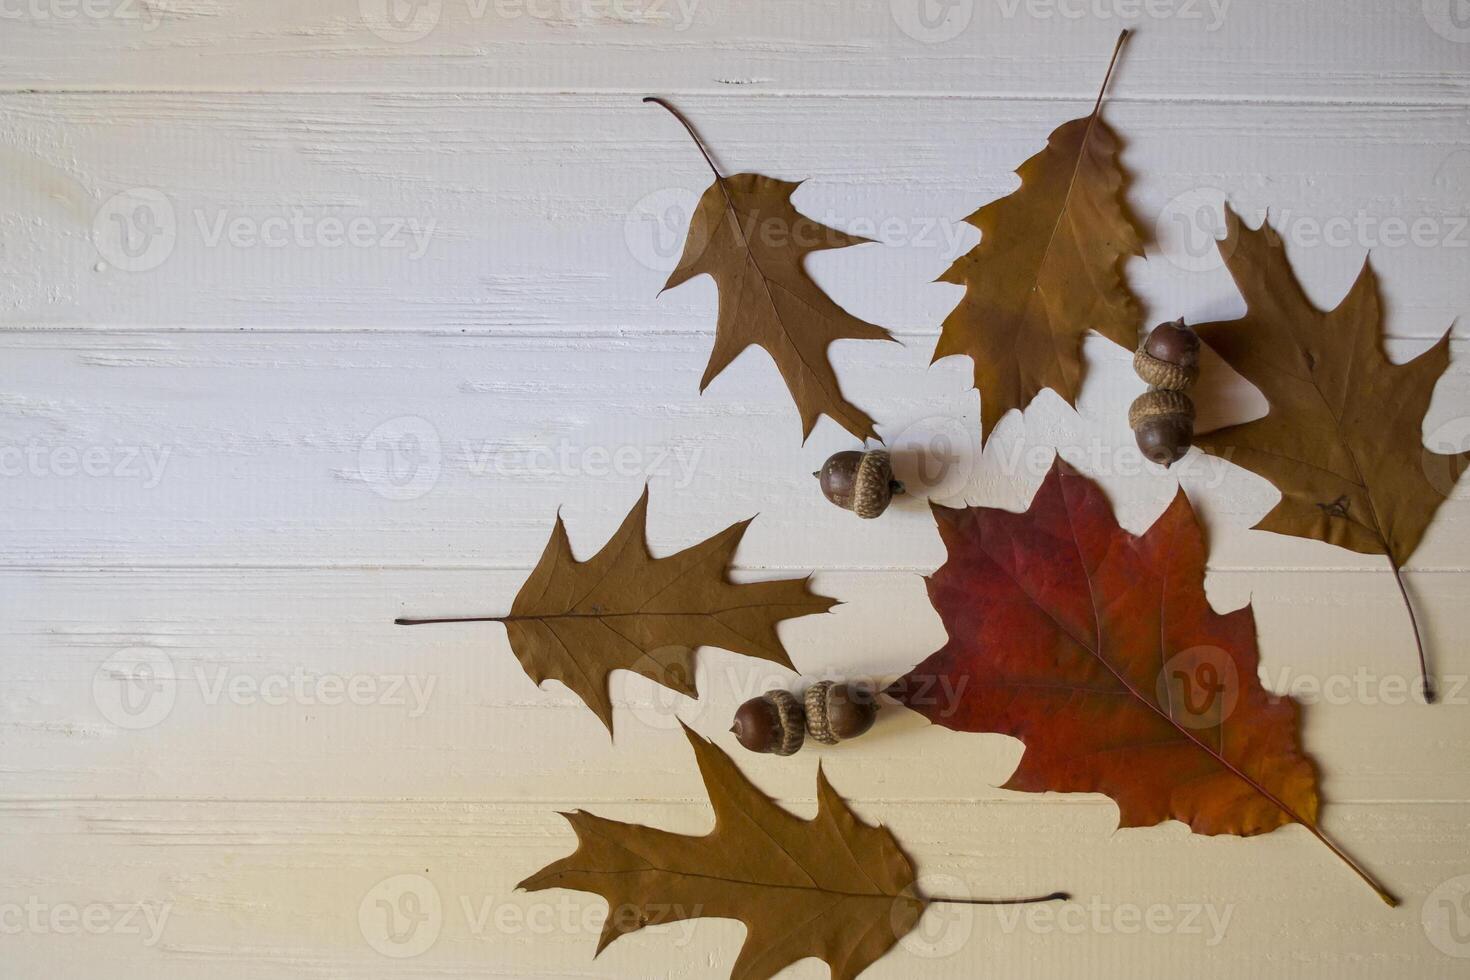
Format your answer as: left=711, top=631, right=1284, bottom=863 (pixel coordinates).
left=397, top=488, right=836, bottom=736
left=662, top=171, right=895, bottom=442
left=520, top=722, right=925, bottom=980
left=933, top=35, right=1143, bottom=443
left=1195, top=205, right=1469, bottom=697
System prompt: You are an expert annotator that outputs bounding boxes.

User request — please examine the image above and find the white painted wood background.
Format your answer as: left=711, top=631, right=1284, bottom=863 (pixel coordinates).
left=3, top=1, right=1470, bottom=977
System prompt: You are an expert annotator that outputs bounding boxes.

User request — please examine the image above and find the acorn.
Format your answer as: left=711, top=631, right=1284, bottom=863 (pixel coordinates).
left=1129, top=387, right=1196, bottom=467
left=731, top=690, right=805, bottom=756
left=815, top=450, right=903, bottom=519
left=1133, top=318, right=1200, bottom=391
left=803, top=681, right=878, bottom=745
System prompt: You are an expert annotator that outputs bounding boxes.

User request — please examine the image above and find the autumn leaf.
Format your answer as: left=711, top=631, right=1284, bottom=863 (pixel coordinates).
left=885, top=461, right=1396, bottom=905
left=646, top=97, right=895, bottom=443
left=522, top=722, right=1065, bottom=980
left=397, top=488, right=835, bottom=736
left=1194, top=204, right=1469, bottom=702
left=932, top=31, right=1143, bottom=443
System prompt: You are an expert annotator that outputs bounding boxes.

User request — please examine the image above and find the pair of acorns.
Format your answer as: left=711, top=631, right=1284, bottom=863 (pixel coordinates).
left=1129, top=319, right=1201, bottom=467
left=730, top=681, right=879, bottom=755
left=813, top=319, right=1204, bottom=508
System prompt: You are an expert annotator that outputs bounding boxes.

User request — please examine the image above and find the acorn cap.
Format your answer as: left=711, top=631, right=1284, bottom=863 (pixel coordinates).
left=1133, top=344, right=1199, bottom=391
left=804, top=680, right=878, bottom=745
left=1130, top=388, right=1195, bottom=468
left=816, top=450, right=902, bottom=519
left=1128, top=388, right=1195, bottom=430
left=852, top=451, right=895, bottom=519
left=731, top=690, right=805, bottom=756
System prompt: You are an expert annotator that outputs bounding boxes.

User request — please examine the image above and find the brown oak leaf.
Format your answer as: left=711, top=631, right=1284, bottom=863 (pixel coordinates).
left=932, top=33, right=1143, bottom=444
left=397, top=488, right=835, bottom=736
left=520, top=722, right=926, bottom=980
left=648, top=98, right=895, bottom=442
left=1195, top=204, right=1469, bottom=700
left=885, top=461, right=1395, bottom=905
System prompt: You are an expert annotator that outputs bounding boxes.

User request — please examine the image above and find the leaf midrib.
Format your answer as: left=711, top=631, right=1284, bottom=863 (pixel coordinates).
left=548, top=865, right=903, bottom=904
left=976, top=478, right=1316, bottom=839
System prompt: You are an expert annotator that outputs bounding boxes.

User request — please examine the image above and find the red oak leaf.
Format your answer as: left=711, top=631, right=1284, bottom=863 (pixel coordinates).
left=885, top=461, right=1395, bottom=905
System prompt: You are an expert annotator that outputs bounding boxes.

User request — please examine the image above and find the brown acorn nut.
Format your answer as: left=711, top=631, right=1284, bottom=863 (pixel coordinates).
left=731, top=690, right=805, bottom=756
left=803, top=681, right=878, bottom=745
left=815, top=450, right=904, bottom=519
left=1129, top=387, right=1195, bottom=467
left=1133, top=318, right=1201, bottom=391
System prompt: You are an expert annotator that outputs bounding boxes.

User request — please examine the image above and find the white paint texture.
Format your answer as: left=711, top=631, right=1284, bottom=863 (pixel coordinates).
left=2, top=2, right=1470, bottom=977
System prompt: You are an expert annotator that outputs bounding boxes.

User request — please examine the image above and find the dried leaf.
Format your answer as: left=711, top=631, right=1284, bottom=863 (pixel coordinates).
left=1195, top=205, right=1469, bottom=698
left=398, top=488, right=835, bottom=736
left=520, top=722, right=925, bottom=980
left=885, top=461, right=1395, bottom=905
left=648, top=99, right=895, bottom=442
left=932, top=33, right=1143, bottom=443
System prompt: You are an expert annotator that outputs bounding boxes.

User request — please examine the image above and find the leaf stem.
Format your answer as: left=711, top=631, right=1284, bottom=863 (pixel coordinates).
left=1091, top=29, right=1131, bottom=120
left=930, top=891, right=1069, bottom=907
left=395, top=616, right=504, bottom=626
left=1301, top=824, right=1400, bottom=907
left=1389, top=559, right=1435, bottom=704
left=644, top=96, right=724, bottom=183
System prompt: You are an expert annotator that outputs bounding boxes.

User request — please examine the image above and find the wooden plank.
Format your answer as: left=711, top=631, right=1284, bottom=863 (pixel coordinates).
left=1, top=1, right=1468, bottom=103
left=0, top=94, right=1466, bottom=335
left=2, top=567, right=1466, bottom=802
left=0, top=797, right=1462, bottom=977
left=1, top=330, right=1467, bottom=569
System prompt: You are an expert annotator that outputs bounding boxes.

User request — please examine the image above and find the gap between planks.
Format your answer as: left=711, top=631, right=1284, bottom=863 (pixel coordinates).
left=1, top=87, right=1469, bottom=109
